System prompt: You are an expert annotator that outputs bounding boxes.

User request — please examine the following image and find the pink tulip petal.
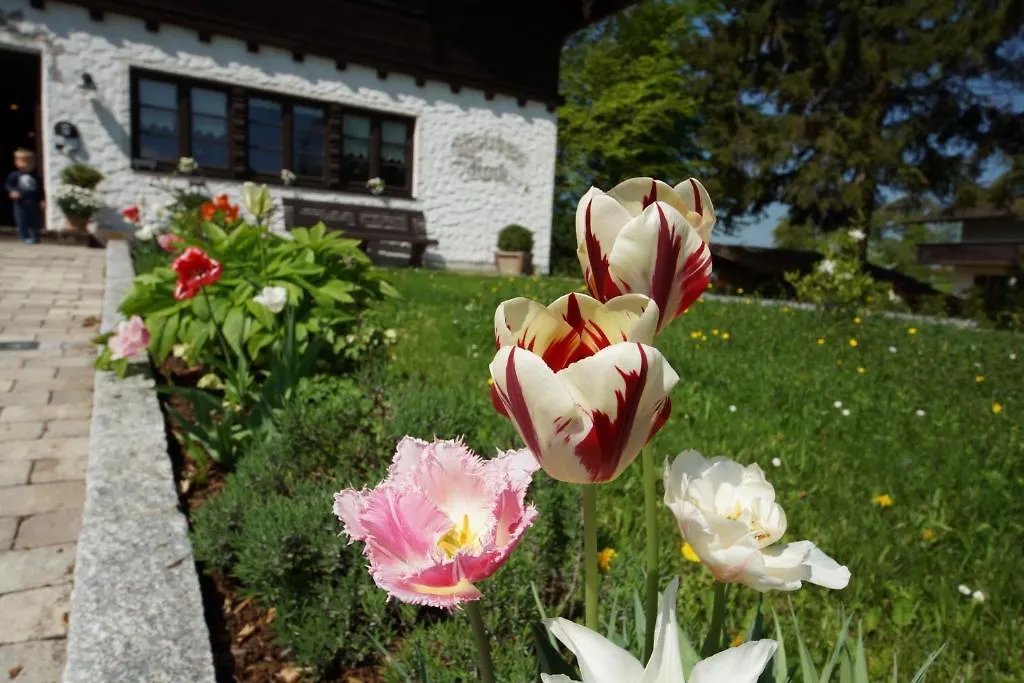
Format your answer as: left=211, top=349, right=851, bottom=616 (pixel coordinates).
left=359, top=486, right=451, bottom=577
left=379, top=561, right=483, bottom=608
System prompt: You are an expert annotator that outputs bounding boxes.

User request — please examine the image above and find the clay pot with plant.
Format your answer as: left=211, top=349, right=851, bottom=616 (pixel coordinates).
left=495, top=224, right=534, bottom=276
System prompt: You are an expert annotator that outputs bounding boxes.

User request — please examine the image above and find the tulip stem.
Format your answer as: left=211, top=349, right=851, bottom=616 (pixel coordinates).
left=641, top=445, right=659, bottom=663
left=701, top=581, right=729, bottom=658
left=582, top=484, right=599, bottom=631
left=466, top=600, right=496, bottom=683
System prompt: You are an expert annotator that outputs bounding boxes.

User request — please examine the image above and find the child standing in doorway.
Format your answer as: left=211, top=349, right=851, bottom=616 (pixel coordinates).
left=5, top=149, right=45, bottom=244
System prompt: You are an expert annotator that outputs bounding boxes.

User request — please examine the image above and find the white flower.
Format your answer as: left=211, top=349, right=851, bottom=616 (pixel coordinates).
left=841, top=408, right=851, bottom=417
left=833, top=400, right=843, bottom=409
left=817, top=259, right=836, bottom=275
left=664, top=451, right=850, bottom=592
left=728, top=405, right=737, bottom=413
left=1010, top=353, right=1017, bottom=361
left=887, top=288, right=901, bottom=303
left=771, top=457, right=782, bottom=468
left=280, top=168, right=297, bottom=185
left=383, top=328, right=398, bottom=342
left=177, top=157, right=198, bottom=173
left=135, top=223, right=158, bottom=241
left=366, top=176, right=386, bottom=195
left=888, top=346, right=898, bottom=353
left=916, top=409, right=926, bottom=417
left=1009, top=276, right=1017, bottom=288
left=253, top=286, right=288, bottom=314
left=242, top=182, right=272, bottom=219
left=958, top=584, right=972, bottom=596
left=542, top=577, right=777, bottom=683
left=171, top=343, right=189, bottom=359
left=972, top=590, right=985, bottom=603
left=848, top=228, right=866, bottom=242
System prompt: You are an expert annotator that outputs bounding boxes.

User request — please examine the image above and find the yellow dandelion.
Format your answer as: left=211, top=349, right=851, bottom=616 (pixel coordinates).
left=701, top=335, right=709, bottom=342
left=690, top=331, right=701, bottom=340
left=908, top=327, right=918, bottom=335
left=712, top=329, right=719, bottom=336
left=975, top=375, right=985, bottom=383
left=921, top=528, right=937, bottom=541
left=487, top=377, right=494, bottom=386
left=849, top=338, right=859, bottom=348
left=992, top=402, right=1003, bottom=414
left=782, top=306, right=791, bottom=313
left=853, top=316, right=861, bottom=324
left=872, top=494, right=894, bottom=508
left=681, top=542, right=701, bottom=563
left=721, top=332, right=730, bottom=341
left=730, top=632, right=746, bottom=647
left=737, top=287, right=745, bottom=294
left=817, top=338, right=826, bottom=345
left=857, top=367, right=866, bottom=375
left=597, top=547, right=617, bottom=573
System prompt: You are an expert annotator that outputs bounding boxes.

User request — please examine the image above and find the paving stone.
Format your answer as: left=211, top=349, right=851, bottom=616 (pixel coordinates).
left=0, top=390, right=50, bottom=407
left=0, top=461, right=31, bottom=487
left=42, top=420, right=91, bottom=438
left=12, top=379, right=92, bottom=393
left=14, top=509, right=82, bottom=550
left=0, top=356, right=24, bottom=369
left=1, top=403, right=91, bottom=423
left=0, top=544, right=76, bottom=594
left=0, top=368, right=56, bottom=383
left=30, top=457, right=87, bottom=483
left=0, top=584, right=71, bottom=644
left=2, top=438, right=90, bottom=461
left=48, top=390, right=92, bottom=406
left=1, top=379, right=11, bottom=392
left=0, top=640, right=67, bottom=683
left=0, top=482, right=85, bottom=517
left=54, top=367, right=95, bottom=382
left=0, top=517, right=15, bottom=550
left=22, top=355, right=94, bottom=369
left=0, top=422, right=44, bottom=442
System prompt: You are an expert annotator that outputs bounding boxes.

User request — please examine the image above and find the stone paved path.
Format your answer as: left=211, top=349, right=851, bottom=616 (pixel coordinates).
left=0, top=240, right=105, bottom=682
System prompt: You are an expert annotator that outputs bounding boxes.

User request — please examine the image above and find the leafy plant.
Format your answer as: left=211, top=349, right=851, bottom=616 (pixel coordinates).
left=497, top=224, right=534, bottom=253
left=60, top=163, right=104, bottom=189
left=54, top=184, right=101, bottom=220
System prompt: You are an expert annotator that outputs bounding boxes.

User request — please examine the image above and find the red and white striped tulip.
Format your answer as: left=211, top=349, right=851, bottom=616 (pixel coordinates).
left=489, top=342, right=678, bottom=484
left=494, top=291, right=660, bottom=372
left=576, top=177, right=715, bottom=333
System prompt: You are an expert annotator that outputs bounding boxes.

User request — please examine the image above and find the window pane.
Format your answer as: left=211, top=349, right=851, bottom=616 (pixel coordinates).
left=139, top=79, right=176, bottom=109
left=249, top=123, right=282, bottom=151
left=249, top=98, right=282, bottom=125
left=381, top=120, right=407, bottom=145
left=193, top=141, right=228, bottom=169
left=192, top=88, right=227, bottom=117
left=293, top=105, right=325, bottom=157
left=250, top=148, right=283, bottom=174
left=381, top=162, right=406, bottom=187
left=140, top=107, right=178, bottom=135
left=381, top=142, right=406, bottom=165
left=294, top=153, right=324, bottom=177
left=192, top=114, right=227, bottom=142
left=343, top=115, right=371, bottom=139
left=139, top=134, right=178, bottom=161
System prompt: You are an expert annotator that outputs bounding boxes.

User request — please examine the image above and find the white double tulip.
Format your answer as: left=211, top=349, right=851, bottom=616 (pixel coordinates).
left=253, top=286, right=288, bottom=314
left=664, top=451, right=850, bottom=592
left=542, top=577, right=777, bottom=683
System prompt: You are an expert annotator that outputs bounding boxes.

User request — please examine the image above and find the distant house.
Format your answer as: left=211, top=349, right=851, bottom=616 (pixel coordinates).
left=0, top=0, right=638, bottom=273
left=910, top=206, right=1024, bottom=297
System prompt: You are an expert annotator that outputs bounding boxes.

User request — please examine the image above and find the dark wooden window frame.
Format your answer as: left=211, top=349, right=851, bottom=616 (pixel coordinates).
left=129, top=68, right=415, bottom=197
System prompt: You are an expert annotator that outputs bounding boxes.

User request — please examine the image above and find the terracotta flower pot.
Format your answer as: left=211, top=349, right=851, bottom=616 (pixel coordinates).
left=66, top=216, right=90, bottom=233
left=495, top=250, right=530, bottom=276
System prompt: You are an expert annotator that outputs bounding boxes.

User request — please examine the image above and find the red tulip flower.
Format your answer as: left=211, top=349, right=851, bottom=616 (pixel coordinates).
left=120, top=205, right=141, bottom=224
left=200, top=202, right=217, bottom=221
left=171, top=247, right=223, bottom=300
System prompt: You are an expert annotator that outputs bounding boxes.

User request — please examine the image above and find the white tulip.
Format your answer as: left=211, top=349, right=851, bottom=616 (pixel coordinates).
left=135, top=223, right=158, bottom=241
left=253, top=286, right=288, bottom=314
left=664, top=450, right=850, bottom=592
left=243, top=182, right=273, bottom=219
left=542, top=577, right=777, bottom=683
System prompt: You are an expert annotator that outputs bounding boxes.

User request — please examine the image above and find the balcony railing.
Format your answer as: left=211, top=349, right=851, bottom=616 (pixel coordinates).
left=916, top=242, right=1023, bottom=266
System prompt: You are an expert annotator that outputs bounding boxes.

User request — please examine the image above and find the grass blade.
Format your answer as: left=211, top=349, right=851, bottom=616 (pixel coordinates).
left=839, top=649, right=853, bottom=683
left=819, top=613, right=852, bottom=682
left=854, top=623, right=868, bottom=683
left=771, top=608, right=789, bottom=683
left=788, top=597, right=819, bottom=683
left=910, top=644, right=947, bottom=683
left=891, top=653, right=898, bottom=683
left=633, top=588, right=646, bottom=656
left=677, top=624, right=701, bottom=679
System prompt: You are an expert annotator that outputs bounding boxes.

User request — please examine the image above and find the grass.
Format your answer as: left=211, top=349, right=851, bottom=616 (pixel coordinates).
left=368, top=268, right=1023, bottom=682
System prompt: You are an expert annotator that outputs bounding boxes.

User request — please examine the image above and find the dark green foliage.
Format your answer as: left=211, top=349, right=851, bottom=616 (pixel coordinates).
left=60, top=163, right=104, bottom=189
left=497, top=224, right=534, bottom=253
left=686, top=0, right=1023, bottom=252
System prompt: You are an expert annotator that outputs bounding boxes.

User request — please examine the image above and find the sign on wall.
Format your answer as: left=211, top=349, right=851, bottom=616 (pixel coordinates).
left=451, top=133, right=530, bottom=192
left=282, top=199, right=426, bottom=235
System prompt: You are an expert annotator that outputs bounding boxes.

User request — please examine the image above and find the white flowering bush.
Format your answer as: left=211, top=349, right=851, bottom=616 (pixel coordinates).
left=54, top=184, right=102, bottom=220
left=786, top=227, right=899, bottom=313
left=366, top=176, right=386, bottom=195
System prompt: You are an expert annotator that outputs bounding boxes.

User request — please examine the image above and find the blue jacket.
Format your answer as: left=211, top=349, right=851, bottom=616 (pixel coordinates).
left=4, top=170, right=45, bottom=205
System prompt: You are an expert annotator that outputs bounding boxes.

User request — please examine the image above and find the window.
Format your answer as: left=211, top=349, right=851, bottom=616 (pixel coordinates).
left=131, top=69, right=414, bottom=195
left=133, top=73, right=230, bottom=170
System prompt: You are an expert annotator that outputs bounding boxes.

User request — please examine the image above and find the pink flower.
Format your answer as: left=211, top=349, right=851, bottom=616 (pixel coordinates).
left=107, top=315, right=150, bottom=360
left=158, top=233, right=185, bottom=253
left=334, top=437, right=540, bottom=608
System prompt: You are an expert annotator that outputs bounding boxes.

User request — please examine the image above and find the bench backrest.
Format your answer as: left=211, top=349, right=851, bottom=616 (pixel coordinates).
left=282, top=198, right=427, bottom=240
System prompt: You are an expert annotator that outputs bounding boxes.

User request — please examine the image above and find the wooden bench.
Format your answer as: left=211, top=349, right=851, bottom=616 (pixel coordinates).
left=282, top=198, right=437, bottom=267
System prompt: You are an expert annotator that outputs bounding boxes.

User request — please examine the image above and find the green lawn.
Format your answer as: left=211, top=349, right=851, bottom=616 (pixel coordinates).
left=368, top=268, right=1023, bottom=682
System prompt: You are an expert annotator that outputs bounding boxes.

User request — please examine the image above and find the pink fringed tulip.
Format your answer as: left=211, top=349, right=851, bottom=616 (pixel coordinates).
left=333, top=437, right=540, bottom=608
left=576, top=177, right=715, bottom=332
left=158, top=233, right=185, bottom=253
left=489, top=343, right=678, bottom=484
left=494, top=291, right=660, bottom=371
left=107, top=315, right=150, bottom=360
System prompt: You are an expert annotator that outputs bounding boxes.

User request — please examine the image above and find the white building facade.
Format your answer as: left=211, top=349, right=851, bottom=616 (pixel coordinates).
left=0, top=0, right=618, bottom=274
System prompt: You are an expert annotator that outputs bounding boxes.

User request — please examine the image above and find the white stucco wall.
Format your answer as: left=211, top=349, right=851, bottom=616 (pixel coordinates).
left=0, top=0, right=558, bottom=272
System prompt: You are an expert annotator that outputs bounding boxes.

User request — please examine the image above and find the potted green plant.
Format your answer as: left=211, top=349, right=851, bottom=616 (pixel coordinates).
left=495, top=224, right=534, bottom=275
left=60, top=163, right=105, bottom=190
left=54, top=184, right=101, bottom=232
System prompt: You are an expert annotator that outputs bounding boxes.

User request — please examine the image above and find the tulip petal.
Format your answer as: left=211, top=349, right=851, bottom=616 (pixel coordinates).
left=673, top=178, right=716, bottom=244
left=606, top=203, right=711, bottom=331
left=540, top=676, right=578, bottom=683
left=607, top=177, right=692, bottom=218
left=559, top=343, right=678, bottom=482
left=638, top=577, right=685, bottom=683
left=359, top=487, right=452, bottom=577
left=796, top=541, right=851, bottom=589
left=689, top=640, right=778, bottom=683
left=576, top=189, right=632, bottom=301
left=544, top=617, right=644, bottom=683
left=383, top=562, right=483, bottom=608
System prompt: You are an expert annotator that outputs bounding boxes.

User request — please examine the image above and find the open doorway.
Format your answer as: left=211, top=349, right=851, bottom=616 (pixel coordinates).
left=0, top=49, right=42, bottom=231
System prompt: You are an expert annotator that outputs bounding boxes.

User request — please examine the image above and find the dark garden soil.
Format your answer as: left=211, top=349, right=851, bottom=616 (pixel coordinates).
left=158, top=360, right=386, bottom=683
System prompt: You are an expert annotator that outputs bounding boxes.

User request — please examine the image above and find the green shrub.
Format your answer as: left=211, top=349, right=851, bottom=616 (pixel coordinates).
left=786, top=227, right=897, bottom=314
left=60, top=163, right=104, bottom=189
left=498, top=224, right=534, bottom=253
